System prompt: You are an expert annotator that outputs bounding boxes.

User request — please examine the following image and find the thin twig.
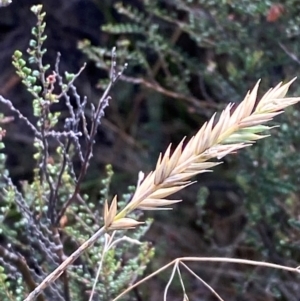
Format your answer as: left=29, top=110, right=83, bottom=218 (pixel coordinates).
left=56, top=48, right=127, bottom=225
left=0, top=96, right=41, bottom=138
left=51, top=227, right=70, bottom=301
left=113, top=257, right=300, bottom=301
left=119, top=74, right=217, bottom=110
left=180, top=262, right=225, bottom=301
left=278, top=42, right=300, bottom=66
left=163, top=261, right=178, bottom=301
left=23, top=226, right=107, bottom=301
left=0, top=245, right=45, bottom=301
left=32, top=10, right=57, bottom=226
left=48, top=53, right=86, bottom=223
left=88, top=233, right=114, bottom=301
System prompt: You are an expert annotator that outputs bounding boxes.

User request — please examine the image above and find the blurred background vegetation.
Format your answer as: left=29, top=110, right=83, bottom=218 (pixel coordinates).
left=1, top=0, right=300, bottom=300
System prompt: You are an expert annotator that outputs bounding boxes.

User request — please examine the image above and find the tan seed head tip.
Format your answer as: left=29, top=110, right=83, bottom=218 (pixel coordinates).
left=138, top=207, right=174, bottom=210
left=109, top=218, right=144, bottom=230
left=137, top=199, right=182, bottom=210
left=103, top=196, right=118, bottom=229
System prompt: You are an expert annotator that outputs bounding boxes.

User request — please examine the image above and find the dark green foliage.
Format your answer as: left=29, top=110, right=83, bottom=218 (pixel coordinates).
left=85, top=0, right=300, bottom=101
left=238, top=110, right=300, bottom=258
left=82, top=0, right=300, bottom=299
left=0, top=5, right=154, bottom=301
left=1, top=0, right=300, bottom=300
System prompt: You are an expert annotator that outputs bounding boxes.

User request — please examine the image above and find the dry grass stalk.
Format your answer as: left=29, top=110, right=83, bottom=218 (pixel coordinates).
left=25, top=78, right=300, bottom=301
left=113, top=256, right=300, bottom=301
left=105, top=78, right=300, bottom=229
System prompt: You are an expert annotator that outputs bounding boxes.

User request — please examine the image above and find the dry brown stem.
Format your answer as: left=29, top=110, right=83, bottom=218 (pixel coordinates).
left=113, top=256, right=300, bottom=301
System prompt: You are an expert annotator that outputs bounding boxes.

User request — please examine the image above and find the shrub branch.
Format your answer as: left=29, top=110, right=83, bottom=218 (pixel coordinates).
left=56, top=48, right=127, bottom=225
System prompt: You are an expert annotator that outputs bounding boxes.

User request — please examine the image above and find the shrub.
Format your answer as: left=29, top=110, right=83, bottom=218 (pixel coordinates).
left=1, top=3, right=300, bottom=301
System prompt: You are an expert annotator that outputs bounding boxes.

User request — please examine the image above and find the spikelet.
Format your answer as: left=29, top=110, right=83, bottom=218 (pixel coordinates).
left=105, top=78, right=300, bottom=228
